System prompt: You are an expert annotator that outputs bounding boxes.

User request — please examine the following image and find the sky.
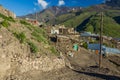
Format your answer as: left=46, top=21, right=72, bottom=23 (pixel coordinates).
left=0, top=0, right=105, bottom=16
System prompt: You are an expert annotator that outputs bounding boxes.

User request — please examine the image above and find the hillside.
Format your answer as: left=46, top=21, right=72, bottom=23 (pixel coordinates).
left=0, top=6, right=120, bottom=80
left=61, top=9, right=120, bottom=37
left=55, top=5, right=120, bottom=37
left=85, top=11, right=120, bottom=37
left=0, top=7, right=65, bottom=79
left=0, top=5, right=16, bottom=18
left=21, top=0, right=120, bottom=38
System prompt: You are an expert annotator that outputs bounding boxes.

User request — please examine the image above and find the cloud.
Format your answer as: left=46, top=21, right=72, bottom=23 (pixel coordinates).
left=37, top=0, right=48, bottom=9
left=58, top=0, right=65, bottom=6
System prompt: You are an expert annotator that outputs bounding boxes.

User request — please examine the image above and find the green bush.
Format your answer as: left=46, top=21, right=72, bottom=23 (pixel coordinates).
left=0, top=20, right=10, bottom=28
left=50, top=46, right=57, bottom=54
left=82, top=42, right=88, bottom=49
left=13, top=32, right=26, bottom=43
left=28, top=41, right=38, bottom=53
left=0, top=13, right=15, bottom=22
left=0, top=13, right=7, bottom=19
left=7, top=17, right=15, bottom=22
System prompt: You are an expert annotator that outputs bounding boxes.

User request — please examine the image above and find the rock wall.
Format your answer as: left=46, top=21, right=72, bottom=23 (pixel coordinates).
left=0, top=5, right=16, bottom=18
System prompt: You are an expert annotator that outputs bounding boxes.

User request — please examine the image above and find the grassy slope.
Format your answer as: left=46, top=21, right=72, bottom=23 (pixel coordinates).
left=55, top=8, right=120, bottom=37
left=85, top=10, right=120, bottom=37
left=48, top=12, right=76, bottom=24
left=0, top=13, right=58, bottom=55
left=61, top=12, right=96, bottom=28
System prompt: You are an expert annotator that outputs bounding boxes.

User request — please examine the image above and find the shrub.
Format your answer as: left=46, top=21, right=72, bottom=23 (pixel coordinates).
left=28, top=41, right=38, bottom=53
left=0, top=20, right=10, bottom=28
left=0, top=13, right=15, bottom=22
left=7, top=17, right=15, bottom=22
left=82, top=42, right=88, bottom=49
left=13, top=32, right=26, bottom=43
left=50, top=46, right=58, bottom=55
left=0, top=13, right=7, bottom=19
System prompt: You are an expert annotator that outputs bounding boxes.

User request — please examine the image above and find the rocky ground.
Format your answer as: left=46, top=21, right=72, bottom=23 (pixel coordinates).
left=0, top=18, right=119, bottom=80
left=2, top=47, right=120, bottom=80
left=0, top=26, right=119, bottom=80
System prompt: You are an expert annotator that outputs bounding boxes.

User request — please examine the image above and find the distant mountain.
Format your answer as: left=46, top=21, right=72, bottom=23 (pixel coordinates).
left=20, top=2, right=120, bottom=37
left=20, top=6, right=82, bottom=23
left=105, top=0, right=120, bottom=8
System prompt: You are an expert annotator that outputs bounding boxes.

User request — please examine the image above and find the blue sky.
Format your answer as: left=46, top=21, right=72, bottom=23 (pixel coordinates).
left=0, top=0, right=105, bottom=16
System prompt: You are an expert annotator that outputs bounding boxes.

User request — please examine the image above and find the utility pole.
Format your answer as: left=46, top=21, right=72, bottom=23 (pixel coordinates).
left=99, top=12, right=103, bottom=68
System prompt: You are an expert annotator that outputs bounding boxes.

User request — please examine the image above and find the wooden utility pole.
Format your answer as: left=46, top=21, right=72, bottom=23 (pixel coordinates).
left=99, top=12, right=103, bottom=68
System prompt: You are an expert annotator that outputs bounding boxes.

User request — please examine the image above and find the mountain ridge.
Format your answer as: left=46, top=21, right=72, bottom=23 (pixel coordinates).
left=20, top=0, right=120, bottom=37
left=20, top=6, right=82, bottom=23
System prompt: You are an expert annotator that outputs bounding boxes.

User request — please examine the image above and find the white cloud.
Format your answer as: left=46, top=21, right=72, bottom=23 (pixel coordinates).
left=37, top=0, right=48, bottom=9
left=58, top=0, right=65, bottom=6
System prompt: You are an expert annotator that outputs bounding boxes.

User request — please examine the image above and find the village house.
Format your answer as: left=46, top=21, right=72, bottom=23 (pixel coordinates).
left=50, top=25, right=67, bottom=35
left=50, top=25, right=79, bottom=35
left=80, top=32, right=99, bottom=43
left=112, top=38, right=120, bottom=49
left=25, top=18, right=40, bottom=26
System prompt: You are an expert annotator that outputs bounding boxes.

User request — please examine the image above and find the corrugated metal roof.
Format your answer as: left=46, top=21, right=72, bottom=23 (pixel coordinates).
left=81, top=32, right=99, bottom=37
left=88, top=43, right=120, bottom=54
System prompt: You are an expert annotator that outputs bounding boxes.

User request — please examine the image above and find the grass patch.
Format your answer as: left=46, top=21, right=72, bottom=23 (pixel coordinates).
left=0, top=20, right=10, bottom=28
left=13, top=32, right=26, bottom=43
left=7, top=17, right=15, bottom=22
left=20, top=20, right=34, bottom=31
left=31, top=27, right=48, bottom=44
left=20, top=20, right=31, bottom=25
left=0, top=13, right=15, bottom=22
left=31, top=31, right=48, bottom=44
left=0, top=13, right=8, bottom=19
left=27, top=41, right=38, bottom=53
left=50, top=46, right=58, bottom=55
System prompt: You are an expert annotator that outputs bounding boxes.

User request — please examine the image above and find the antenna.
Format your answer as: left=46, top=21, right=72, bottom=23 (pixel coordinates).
left=36, top=10, right=37, bottom=21
left=34, top=8, right=37, bottom=20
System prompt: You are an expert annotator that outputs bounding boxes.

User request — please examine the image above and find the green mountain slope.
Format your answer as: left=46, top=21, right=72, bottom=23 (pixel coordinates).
left=57, top=9, right=120, bottom=37
left=61, top=12, right=96, bottom=28
left=20, top=0, right=120, bottom=38
left=85, top=12, right=120, bottom=37
left=0, top=12, right=59, bottom=55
